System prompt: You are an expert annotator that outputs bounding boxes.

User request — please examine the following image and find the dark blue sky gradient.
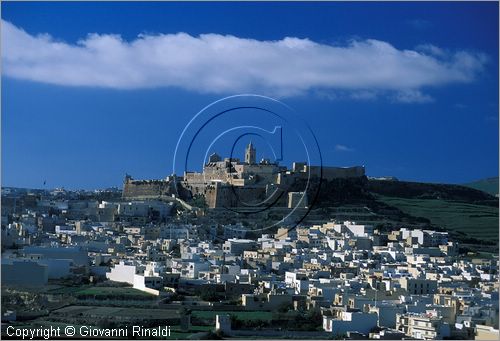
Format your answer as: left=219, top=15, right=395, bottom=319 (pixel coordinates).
left=2, top=2, right=498, bottom=189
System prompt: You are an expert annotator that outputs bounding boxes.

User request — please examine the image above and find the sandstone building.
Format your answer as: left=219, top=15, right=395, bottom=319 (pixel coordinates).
left=123, top=142, right=365, bottom=209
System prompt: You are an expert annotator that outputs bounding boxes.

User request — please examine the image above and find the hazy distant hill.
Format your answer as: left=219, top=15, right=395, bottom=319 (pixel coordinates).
left=463, top=177, right=499, bottom=196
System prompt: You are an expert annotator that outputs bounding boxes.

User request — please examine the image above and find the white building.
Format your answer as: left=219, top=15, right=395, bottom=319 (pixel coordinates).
left=106, top=261, right=137, bottom=284
left=285, top=271, right=309, bottom=294
left=329, top=221, right=374, bottom=237
left=184, top=261, right=210, bottom=279
left=222, top=239, right=257, bottom=256
left=106, top=261, right=162, bottom=294
left=396, top=312, right=451, bottom=340
left=323, top=310, right=378, bottom=336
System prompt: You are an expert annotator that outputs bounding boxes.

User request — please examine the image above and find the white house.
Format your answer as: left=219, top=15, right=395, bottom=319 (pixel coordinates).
left=323, top=310, right=378, bottom=336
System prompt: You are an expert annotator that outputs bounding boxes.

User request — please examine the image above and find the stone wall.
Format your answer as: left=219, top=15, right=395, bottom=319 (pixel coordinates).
left=305, top=166, right=365, bottom=180
left=205, top=183, right=267, bottom=208
left=122, top=176, right=190, bottom=200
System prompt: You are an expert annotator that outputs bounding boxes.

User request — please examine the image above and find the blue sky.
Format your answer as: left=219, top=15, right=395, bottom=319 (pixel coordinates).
left=2, top=2, right=498, bottom=189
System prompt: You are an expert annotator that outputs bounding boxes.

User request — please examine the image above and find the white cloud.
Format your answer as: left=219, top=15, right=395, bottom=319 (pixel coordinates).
left=350, top=90, right=378, bottom=101
left=391, top=90, right=435, bottom=104
left=335, top=144, right=355, bottom=152
left=416, top=44, right=447, bottom=58
left=1, top=20, right=488, bottom=100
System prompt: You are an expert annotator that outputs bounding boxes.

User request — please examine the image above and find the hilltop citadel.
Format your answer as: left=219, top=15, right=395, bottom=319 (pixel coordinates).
left=123, top=142, right=365, bottom=209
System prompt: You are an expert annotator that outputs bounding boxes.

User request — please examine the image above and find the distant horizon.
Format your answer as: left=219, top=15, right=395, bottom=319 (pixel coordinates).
left=2, top=2, right=498, bottom=189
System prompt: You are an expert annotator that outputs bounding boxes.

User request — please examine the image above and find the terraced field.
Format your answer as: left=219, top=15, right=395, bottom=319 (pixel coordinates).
left=75, top=286, right=155, bottom=299
left=47, top=285, right=155, bottom=299
left=192, top=310, right=273, bottom=321
left=53, top=305, right=179, bottom=319
left=376, top=195, right=499, bottom=244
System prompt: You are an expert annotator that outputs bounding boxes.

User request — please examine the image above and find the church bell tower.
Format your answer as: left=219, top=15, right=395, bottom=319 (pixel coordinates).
left=245, top=141, right=256, bottom=165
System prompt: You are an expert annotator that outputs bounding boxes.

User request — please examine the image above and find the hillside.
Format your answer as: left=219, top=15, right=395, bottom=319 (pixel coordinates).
left=463, top=177, right=499, bottom=196
left=367, top=179, right=497, bottom=204
left=305, top=177, right=499, bottom=249
left=368, top=179, right=498, bottom=247
left=375, top=195, right=498, bottom=245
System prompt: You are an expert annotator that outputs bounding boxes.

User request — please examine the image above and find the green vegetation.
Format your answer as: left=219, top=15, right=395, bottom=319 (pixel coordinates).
left=47, top=285, right=155, bottom=300
left=367, top=178, right=496, bottom=202
left=75, top=286, right=155, bottom=299
left=195, top=288, right=220, bottom=302
left=53, top=305, right=179, bottom=319
left=192, top=310, right=273, bottom=321
left=190, top=310, right=321, bottom=332
left=463, top=177, right=499, bottom=196
left=375, top=195, right=499, bottom=244
left=45, top=286, right=85, bottom=294
left=190, top=194, right=208, bottom=209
